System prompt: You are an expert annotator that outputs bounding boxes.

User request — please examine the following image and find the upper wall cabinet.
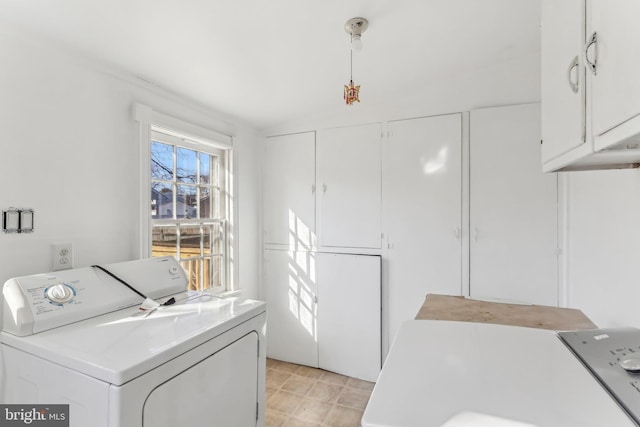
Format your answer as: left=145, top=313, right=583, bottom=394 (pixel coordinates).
left=316, top=124, right=381, bottom=250
left=263, top=132, right=316, bottom=249
left=541, top=0, right=640, bottom=172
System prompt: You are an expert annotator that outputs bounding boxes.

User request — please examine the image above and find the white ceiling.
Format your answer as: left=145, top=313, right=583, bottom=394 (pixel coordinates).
left=0, top=0, right=540, bottom=130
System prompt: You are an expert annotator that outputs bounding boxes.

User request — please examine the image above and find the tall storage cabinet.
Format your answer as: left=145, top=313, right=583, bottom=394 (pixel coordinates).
left=317, top=253, right=381, bottom=382
left=383, top=114, right=463, bottom=344
left=263, top=249, right=381, bottom=382
left=470, top=104, right=558, bottom=306
left=264, top=249, right=318, bottom=368
left=263, top=125, right=382, bottom=382
left=264, top=105, right=559, bottom=371
left=317, top=124, right=381, bottom=249
left=541, top=0, right=640, bottom=171
left=263, top=132, right=316, bottom=248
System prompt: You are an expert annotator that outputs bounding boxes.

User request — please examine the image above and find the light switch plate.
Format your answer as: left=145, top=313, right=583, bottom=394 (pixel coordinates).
left=3, top=210, right=19, bottom=233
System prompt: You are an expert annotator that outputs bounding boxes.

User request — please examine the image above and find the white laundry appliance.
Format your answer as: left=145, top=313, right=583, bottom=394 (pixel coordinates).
left=362, top=320, right=640, bottom=427
left=0, top=256, right=266, bottom=427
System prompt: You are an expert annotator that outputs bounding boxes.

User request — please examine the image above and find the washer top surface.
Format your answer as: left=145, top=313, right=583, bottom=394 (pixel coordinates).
left=0, top=293, right=265, bottom=386
left=362, top=320, right=636, bottom=427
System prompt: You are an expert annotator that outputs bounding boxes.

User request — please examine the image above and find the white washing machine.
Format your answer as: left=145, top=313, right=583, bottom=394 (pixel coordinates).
left=0, top=256, right=266, bottom=427
left=362, top=320, right=639, bottom=427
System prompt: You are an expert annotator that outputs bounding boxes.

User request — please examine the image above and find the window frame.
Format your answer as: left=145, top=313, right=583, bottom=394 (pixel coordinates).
left=134, top=104, right=234, bottom=293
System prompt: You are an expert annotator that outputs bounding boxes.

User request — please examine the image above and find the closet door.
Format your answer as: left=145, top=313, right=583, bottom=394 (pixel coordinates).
left=316, top=124, right=381, bottom=249
left=264, top=249, right=318, bottom=367
left=317, top=253, right=381, bottom=382
left=263, top=132, right=316, bottom=248
left=384, top=114, right=463, bottom=345
left=470, top=104, right=558, bottom=306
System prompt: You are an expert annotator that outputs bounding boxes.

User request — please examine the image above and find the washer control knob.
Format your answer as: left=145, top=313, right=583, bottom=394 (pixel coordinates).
left=46, top=283, right=75, bottom=304
left=169, top=266, right=179, bottom=275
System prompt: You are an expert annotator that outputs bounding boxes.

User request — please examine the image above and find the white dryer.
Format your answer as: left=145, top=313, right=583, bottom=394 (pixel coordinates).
left=0, top=256, right=266, bottom=427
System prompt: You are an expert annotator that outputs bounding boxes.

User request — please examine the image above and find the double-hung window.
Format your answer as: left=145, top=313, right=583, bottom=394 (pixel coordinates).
left=149, top=128, right=230, bottom=292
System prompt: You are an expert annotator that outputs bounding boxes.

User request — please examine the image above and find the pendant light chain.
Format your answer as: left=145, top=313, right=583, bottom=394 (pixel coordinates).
left=350, top=48, right=353, bottom=81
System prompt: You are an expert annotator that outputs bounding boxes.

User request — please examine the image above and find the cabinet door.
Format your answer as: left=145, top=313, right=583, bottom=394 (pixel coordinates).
left=384, top=114, right=462, bottom=344
left=264, top=249, right=318, bottom=367
left=317, top=253, right=380, bottom=382
left=470, top=104, right=558, bottom=306
left=589, top=0, right=640, bottom=149
left=263, top=133, right=316, bottom=248
left=541, top=0, right=586, bottom=165
left=316, top=124, right=381, bottom=249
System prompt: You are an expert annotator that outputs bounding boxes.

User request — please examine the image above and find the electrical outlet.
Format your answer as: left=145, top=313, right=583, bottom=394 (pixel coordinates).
left=52, top=243, right=74, bottom=271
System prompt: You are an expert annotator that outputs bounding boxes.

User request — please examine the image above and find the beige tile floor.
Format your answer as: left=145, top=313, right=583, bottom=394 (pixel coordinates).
left=266, top=358, right=375, bottom=427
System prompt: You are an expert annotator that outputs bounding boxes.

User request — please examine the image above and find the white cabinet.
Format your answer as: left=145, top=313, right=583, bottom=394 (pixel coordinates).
left=263, top=132, right=316, bottom=248
left=263, top=249, right=318, bottom=367
left=317, top=253, right=380, bottom=382
left=263, top=126, right=381, bottom=250
left=588, top=0, right=640, bottom=150
left=540, top=0, right=586, bottom=166
left=470, top=104, right=558, bottom=306
left=264, top=249, right=381, bottom=382
left=317, top=124, right=381, bottom=249
left=383, top=114, right=462, bottom=344
left=541, top=0, right=640, bottom=172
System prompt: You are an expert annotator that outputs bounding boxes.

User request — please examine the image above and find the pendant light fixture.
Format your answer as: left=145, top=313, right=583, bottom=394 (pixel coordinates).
left=344, top=17, right=368, bottom=105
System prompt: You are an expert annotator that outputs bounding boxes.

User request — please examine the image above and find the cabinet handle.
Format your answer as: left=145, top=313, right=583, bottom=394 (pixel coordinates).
left=322, top=183, right=327, bottom=194
left=311, top=184, right=316, bottom=195
left=585, top=32, right=598, bottom=75
left=567, top=56, right=579, bottom=93
left=454, top=226, right=461, bottom=240
left=473, top=227, right=479, bottom=242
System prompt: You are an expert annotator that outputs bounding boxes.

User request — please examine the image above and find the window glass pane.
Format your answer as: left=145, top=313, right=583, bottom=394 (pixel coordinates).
left=149, top=133, right=228, bottom=291
left=151, top=141, right=173, bottom=180
left=210, top=188, right=220, bottom=218
left=151, top=182, right=173, bottom=219
left=210, top=256, right=223, bottom=288
left=176, top=147, right=197, bottom=183
left=211, top=155, right=220, bottom=186
left=152, top=226, right=177, bottom=258
left=176, top=185, right=197, bottom=219
left=199, top=186, right=211, bottom=219
left=180, top=225, right=201, bottom=258
left=200, top=153, right=211, bottom=185
left=203, top=223, right=224, bottom=255
left=202, top=257, right=223, bottom=290
left=203, top=257, right=212, bottom=290
left=180, top=259, right=200, bottom=291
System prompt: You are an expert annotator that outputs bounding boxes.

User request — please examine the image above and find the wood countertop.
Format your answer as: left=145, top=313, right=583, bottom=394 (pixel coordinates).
left=415, top=294, right=597, bottom=330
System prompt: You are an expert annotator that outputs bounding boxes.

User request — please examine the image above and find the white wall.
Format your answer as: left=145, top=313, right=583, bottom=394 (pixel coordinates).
left=0, top=26, right=262, bottom=298
left=565, top=168, right=640, bottom=328
left=264, top=53, right=541, bottom=135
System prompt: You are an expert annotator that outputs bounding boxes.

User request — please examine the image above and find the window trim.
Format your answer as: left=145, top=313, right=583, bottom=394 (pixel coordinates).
left=133, top=103, right=234, bottom=291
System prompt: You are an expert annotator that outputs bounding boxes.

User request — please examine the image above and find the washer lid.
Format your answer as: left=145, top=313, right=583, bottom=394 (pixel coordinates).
left=362, top=320, right=636, bottom=427
left=0, top=293, right=265, bottom=386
